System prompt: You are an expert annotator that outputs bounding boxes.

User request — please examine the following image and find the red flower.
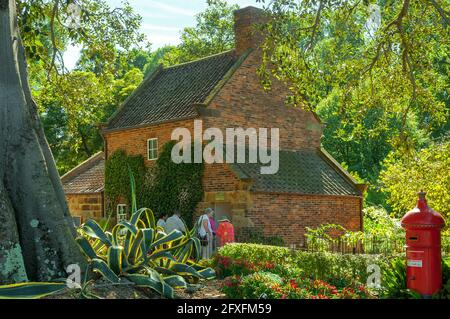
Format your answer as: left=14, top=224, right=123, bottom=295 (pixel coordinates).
left=289, top=280, right=298, bottom=289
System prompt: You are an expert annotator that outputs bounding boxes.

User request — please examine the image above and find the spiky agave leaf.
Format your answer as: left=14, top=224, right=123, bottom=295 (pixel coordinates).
left=0, top=282, right=67, bottom=299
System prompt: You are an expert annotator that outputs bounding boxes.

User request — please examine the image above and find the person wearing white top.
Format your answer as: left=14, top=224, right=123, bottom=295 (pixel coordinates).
left=198, top=208, right=214, bottom=259
left=157, top=213, right=168, bottom=233
left=165, top=211, right=186, bottom=234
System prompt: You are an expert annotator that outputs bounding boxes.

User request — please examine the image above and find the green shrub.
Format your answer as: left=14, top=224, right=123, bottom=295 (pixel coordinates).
left=240, top=272, right=284, bottom=299
left=105, top=143, right=204, bottom=227
left=105, top=150, right=146, bottom=214
left=218, top=243, right=293, bottom=265
left=142, top=141, right=204, bottom=227
left=221, top=274, right=373, bottom=299
left=217, top=243, right=397, bottom=287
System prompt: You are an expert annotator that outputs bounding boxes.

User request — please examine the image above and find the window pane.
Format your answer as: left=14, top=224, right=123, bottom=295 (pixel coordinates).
left=148, top=139, right=158, bottom=160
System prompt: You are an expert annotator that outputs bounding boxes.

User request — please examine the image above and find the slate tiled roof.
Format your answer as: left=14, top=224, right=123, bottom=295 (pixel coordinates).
left=106, top=50, right=238, bottom=130
left=61, top=152, right=105, bottom=194
left=229, top=149, right=361, bottom=196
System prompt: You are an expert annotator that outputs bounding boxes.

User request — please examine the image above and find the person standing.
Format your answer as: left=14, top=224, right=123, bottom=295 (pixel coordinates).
left=165, top=210, right=186, bottom=234
left=216, top=216, right=235, bottom=247
left=198, top=208, right=214, bottom=259
left=157, top=213, right=168, bottom=233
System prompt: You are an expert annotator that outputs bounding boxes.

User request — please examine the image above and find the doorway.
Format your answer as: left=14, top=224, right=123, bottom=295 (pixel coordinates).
left=213, top=202, right=232, bottom=229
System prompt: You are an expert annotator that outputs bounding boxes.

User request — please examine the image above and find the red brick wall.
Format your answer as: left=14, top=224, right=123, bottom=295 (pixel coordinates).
left=203, top=163, right=240, bottom=192
left=203, top=50, right=324, bottom=151
left=248, top=193, right=362, bottom=247
left=102, top=49, right=360, bottom=242
left=104, top=119, right=195, bottom=165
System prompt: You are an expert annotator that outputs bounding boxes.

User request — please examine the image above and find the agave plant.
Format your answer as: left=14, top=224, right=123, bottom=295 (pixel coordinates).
left=0, top=282, right=67, bottom=299
left=76, top=168, right=214, bottom=299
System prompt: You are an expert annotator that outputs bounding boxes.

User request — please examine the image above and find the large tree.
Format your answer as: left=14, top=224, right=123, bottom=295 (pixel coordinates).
left=258, top=0, right=449, bottom=149
left=161, top=0, right=238, bottom=66
left=0, top=0, right=87, bottom=283
left=19, top=0, right=147, bottom=174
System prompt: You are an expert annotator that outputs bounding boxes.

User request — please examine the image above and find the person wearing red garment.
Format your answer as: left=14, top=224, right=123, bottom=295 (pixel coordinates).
left=216, top=216, right=235, bottom=247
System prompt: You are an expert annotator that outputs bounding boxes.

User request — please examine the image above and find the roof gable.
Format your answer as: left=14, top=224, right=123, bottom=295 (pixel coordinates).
left=61, top=152, right=105, bottom=194
left=105, top=50, right=239, bottom=131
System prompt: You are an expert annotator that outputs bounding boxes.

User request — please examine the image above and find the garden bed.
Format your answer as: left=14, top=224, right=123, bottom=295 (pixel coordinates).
left=213, top=243, right=403, bottom=299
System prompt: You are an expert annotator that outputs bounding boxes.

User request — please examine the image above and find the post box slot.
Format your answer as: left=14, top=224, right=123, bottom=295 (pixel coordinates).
left=409, top=236, right=418, bottom=241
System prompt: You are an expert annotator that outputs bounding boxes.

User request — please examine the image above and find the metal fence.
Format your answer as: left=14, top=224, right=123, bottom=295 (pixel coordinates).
left=304, top=235, right=450, bottom=255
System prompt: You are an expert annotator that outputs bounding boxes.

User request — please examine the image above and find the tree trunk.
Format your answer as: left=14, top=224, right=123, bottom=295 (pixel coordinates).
left=0, top=0, right=86, bottom=284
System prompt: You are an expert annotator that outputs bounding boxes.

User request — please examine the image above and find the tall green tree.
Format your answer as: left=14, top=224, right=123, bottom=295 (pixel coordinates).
left=161, top=0, right=239, bottom=66
left=0, top=0, right=145, bottom=284
left=380, top=138, right=450, bottom=218
left=258, top=0, right=449, bottom=149
left=21, top=0, right=149, bottom=174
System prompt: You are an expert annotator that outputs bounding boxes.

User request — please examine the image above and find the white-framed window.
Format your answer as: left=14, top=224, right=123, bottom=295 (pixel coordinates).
left=147, top=138, right=158, bottom=161
left=117, top=204, right=127, bottom=222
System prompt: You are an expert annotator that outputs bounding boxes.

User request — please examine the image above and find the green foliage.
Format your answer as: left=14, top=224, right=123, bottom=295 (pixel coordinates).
left=113, top=68, right=144, bottom=103
left=363, top=206, right=403, bottom=237
left=222, top=274, right=372, bottom=299
left=259, top=0, right=449, bottom=148
left=217, top=243, right=394, bottom=287
left=379, top=257, right=421, bottom=299
left=235, top=227, right=285, bottom=247
left=258, top=0, right=450, bottom=210
left=316, top=90, right=429, bottom=206
left=143, top=141, right=204, bottom=227
left=0, top=282, right=67, bottom=299
left=161, top=0, right=238, bottom=66
left=77, top=196, right=215, bottom=299
left=17, top=0, right=149, bottom=174
left=218, top=243, right=293, bottom=266
left=436, top=258, right=450, bottom=299
left=380, top=139, right=450, bottom=218
left=38, top=71, right=115, bottom=173
left=104, top=150, right=147, bottom=215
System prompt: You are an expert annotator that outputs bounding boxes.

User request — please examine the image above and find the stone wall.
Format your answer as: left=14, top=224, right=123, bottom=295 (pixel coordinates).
left=66, top=193, right=104, bottom=222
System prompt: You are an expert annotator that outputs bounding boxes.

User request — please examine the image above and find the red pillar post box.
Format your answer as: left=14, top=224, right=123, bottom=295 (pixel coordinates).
left=401, top=191, right=445, bottom=297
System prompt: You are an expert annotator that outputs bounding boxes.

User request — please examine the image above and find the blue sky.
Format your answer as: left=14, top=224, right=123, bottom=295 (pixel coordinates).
left=64, top=0, right=263, bottom=69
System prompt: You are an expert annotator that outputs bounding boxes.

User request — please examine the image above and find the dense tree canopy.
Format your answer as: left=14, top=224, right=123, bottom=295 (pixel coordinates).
left=257, top=0, right=449, bottom=206
left=161, top=0, right=238, bottom=66
left=380, top=138, right=450, bottom=218
left=16, top=0, right=150, bottom=173
left=258, top=0, right=449, bottom=145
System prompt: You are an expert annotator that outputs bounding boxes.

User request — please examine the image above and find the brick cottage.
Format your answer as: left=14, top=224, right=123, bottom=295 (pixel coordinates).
left=62, top=7, right=366, bottom=246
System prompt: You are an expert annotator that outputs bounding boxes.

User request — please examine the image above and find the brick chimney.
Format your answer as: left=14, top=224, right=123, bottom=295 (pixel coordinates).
left=234, top=6, right=269, bottom=56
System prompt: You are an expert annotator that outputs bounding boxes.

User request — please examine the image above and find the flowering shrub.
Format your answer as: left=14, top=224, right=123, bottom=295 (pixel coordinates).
left=221, top=273, right=373, bottom=299
left=216, top=243, right=396, bottom=288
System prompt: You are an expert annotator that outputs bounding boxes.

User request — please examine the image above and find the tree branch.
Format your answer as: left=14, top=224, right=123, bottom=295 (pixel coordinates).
left=48, top=0, right=60, bottom=78
left=305, top=0, right=325, bottom=53
left=426, top=0, right=450, bottom=25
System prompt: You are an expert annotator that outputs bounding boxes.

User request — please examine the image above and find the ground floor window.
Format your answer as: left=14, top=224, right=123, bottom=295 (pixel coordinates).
left=117, top=204, right=127, bottom=222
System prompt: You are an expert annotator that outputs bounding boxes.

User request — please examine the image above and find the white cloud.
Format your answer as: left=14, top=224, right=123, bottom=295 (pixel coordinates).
left=148, top=34, right=182, bottom=48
